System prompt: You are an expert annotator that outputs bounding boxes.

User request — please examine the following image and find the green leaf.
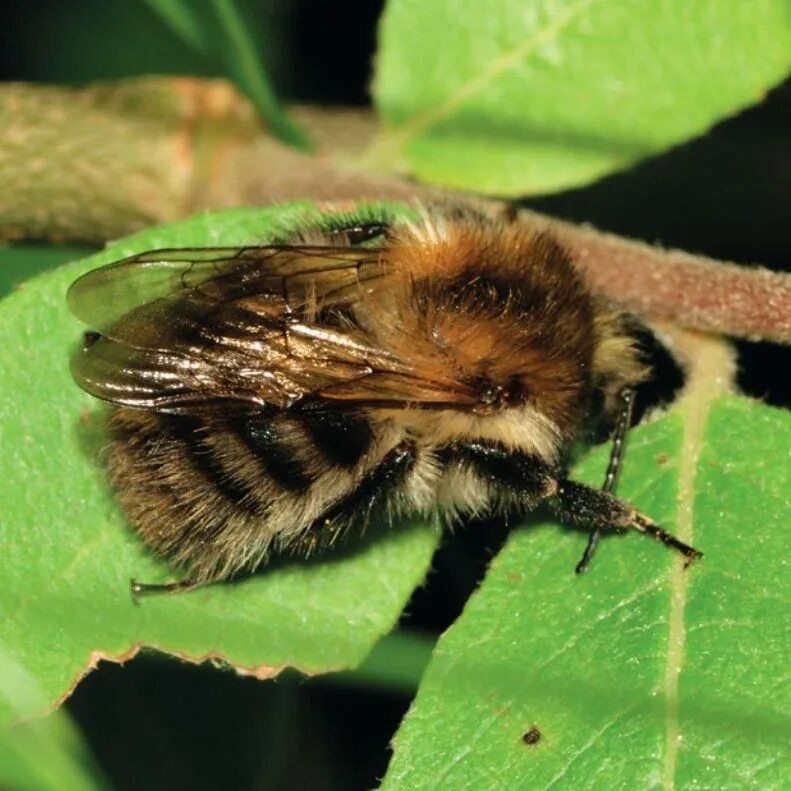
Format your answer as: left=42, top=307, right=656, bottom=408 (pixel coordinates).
left=0, top=202, right=438, bottom=723
left=370, top=0, right=791, bottom=195
left=0, top=648, right=107, bottom=791
left=329, top=629, right=435, bottom=695
left=383, top=396, right=790, bottom=789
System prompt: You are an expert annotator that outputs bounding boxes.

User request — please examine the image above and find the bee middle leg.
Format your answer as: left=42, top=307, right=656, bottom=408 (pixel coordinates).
left=306, top=439, right=419, bottom=548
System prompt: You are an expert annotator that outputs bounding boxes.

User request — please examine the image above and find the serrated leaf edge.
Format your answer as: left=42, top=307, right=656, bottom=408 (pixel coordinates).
left=48, top=644, right=349, bottom=721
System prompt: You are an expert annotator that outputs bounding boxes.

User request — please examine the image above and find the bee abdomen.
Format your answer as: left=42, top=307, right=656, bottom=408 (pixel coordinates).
left=295, top=408, right=375, bottom=469
left=161, top=416, right=265, bottom=515
left=107, top=406, right=381, bottom=581
left=231, top=414, right=314, bottom=492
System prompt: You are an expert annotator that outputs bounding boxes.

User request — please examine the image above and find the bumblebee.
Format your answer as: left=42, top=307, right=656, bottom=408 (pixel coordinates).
left=68, top=205, right=701, bottom=592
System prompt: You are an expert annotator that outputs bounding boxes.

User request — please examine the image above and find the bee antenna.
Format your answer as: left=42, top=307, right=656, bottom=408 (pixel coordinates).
left=576, top=388, right=635, bottom=574
left=130, top=577, right=200, bottom=603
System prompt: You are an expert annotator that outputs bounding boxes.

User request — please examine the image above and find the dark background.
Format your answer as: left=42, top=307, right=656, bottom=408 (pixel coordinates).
left=2, top=2, right=788, bottom=788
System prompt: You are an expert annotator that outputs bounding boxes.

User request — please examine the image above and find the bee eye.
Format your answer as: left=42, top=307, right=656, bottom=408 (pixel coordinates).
left=479, top=378, right=528, bottom=409
left=481, top=388, right=499, bottom=405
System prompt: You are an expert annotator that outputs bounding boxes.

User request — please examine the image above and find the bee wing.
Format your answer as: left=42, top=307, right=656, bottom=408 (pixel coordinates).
left=70, top=245, right=480, bottom=414
left=67, top=245, right=385, bottom=336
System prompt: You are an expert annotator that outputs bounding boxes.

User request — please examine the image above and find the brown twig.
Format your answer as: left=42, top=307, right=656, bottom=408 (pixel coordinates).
left=522, top=212, right=791, bottom=344
left=0, top=77, right=788, bottom=345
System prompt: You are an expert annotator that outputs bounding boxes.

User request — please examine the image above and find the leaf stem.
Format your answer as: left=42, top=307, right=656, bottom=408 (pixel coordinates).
left=143, top=0, right=212, bottom=55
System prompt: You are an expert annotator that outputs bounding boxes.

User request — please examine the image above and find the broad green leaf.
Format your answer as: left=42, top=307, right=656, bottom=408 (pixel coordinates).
left=383, top=397, right=790, bottom=789
left=370, top=0, right=791, bottom=195
left=0, top=202, right=438, bottom=723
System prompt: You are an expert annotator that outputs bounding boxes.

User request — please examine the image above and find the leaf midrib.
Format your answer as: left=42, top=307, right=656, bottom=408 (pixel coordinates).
left=661, top=337, right=735, bottom=790
left=369, top=0, right=600, bottom=156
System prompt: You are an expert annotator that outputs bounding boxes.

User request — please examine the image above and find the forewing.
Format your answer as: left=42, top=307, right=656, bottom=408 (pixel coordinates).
left=67, top=245, right=386, bottom=336
left=70, top=244, right=482, bottom=413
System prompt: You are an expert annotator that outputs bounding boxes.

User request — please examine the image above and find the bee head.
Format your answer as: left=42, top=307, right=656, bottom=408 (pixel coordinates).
left=470, top=377, right=528, bottom=415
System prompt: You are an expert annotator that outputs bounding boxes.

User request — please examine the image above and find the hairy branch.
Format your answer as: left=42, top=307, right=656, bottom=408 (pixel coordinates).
left=523, top=212, right=791, bottom=345
left=0, top=78, right=788, bottom=344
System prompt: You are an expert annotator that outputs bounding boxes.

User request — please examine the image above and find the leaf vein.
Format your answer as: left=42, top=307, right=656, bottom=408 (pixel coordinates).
left=373, top=0, right=600, bottom=153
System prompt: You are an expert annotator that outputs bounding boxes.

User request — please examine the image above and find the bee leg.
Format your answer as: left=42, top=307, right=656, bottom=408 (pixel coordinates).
left=129, top=577, right=201, bottom=602
left=575, top=387, right=636, bottom=574
left=549, top=480, right=702, bottom=567
left=441, top=439, right=702, bottom=568
left=314, top=439, right=419, bottom=535
left=438, top=442, right=558, bottom=503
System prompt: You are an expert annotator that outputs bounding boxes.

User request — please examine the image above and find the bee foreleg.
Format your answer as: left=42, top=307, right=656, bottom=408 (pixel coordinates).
left=549, top=480, right=702, bottom=567
left=438, top=441, right=558, bottom=504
